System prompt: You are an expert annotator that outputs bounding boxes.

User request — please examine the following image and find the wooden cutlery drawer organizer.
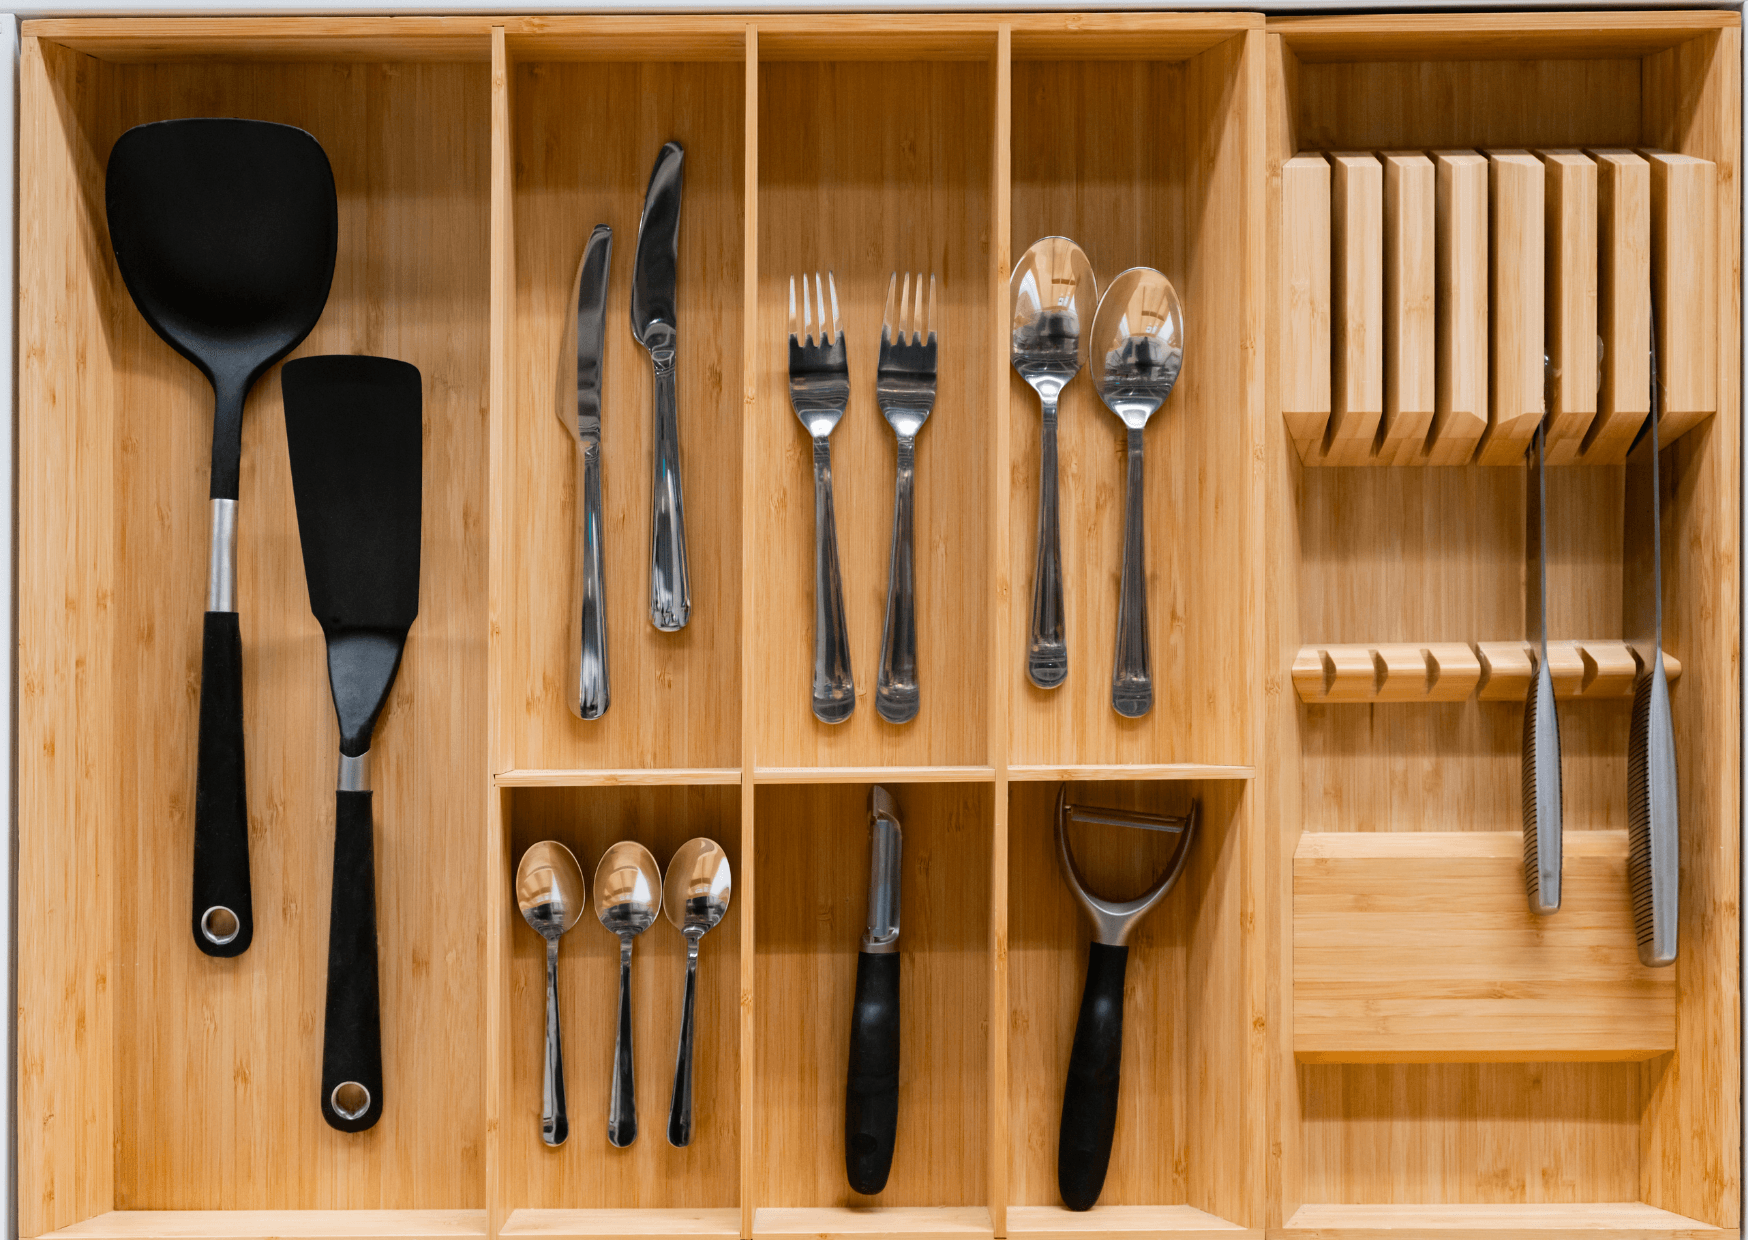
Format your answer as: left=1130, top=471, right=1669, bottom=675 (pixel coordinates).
left=12, top=11, right=1737, bottom=1240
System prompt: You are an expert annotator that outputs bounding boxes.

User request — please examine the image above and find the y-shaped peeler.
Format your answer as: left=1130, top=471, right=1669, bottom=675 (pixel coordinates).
left=1055, top=784, right=1199, bottom=1211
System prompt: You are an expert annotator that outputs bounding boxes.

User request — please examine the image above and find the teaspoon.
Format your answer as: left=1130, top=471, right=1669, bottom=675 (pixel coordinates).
left=515, top=841, right=586, bottom=1147
left=1011, top=237, right=1097, bottom=690
left=595, top=840, right=662, bottom=1147
left=663, top=838, right=732, bottom=1147
left=1089, top=268, right=1184, bottom=719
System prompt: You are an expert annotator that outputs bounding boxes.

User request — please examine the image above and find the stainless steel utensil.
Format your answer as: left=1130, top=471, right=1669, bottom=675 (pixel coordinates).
left=1011, top=238, right=1097, bottom=690
left=1523, top=357, right=1563, bottom=914
left=846, top=786, right=903, bottom=1194
left=516, top=841, right=587, bottom=1147
left=1625, top=314, right=1679, bottom=967
left=1089, top=269, right=1185, bottom=719
left=874, top=273, right=938, bottom=725
left=595, top=841, right=662, bottom=1146
left=663, top=838, right=731, bottom=1148
left=1055, top=786, right=1198, bottom=1210
left=788, top=270, right=855, bottom=724
left=631, top=141, right=690, bottom=632
left=564, top=224, right=613, bottom=719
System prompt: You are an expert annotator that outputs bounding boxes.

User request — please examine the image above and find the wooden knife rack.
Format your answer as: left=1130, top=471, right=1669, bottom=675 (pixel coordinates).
left=14, top=11, right=1739, bottom=1240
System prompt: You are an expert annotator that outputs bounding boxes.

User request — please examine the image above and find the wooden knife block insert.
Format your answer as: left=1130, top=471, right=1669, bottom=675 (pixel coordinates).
left=13, top=12, right=1737, bottom=1240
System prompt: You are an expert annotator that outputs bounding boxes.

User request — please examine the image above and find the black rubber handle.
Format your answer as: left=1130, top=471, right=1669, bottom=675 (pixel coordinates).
left=192, top=611, right=253, bottom=957
left=845, top=950, right=900, bottom=1194
left=1058, top=941, right=1128, bottom=1211
left=321, top=789, right=383, bottom=1132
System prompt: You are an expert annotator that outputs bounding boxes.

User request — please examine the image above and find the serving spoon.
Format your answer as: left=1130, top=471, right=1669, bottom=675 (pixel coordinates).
left=596, top=841, right=662, bottom=1147
left=1089, top=269, right=1184, bottom=719
left=516, top=841, right=586, bottom=1147
left=1012, top=238, right=1097, bottom=690
left=663, top=838, right=732, bottom=1147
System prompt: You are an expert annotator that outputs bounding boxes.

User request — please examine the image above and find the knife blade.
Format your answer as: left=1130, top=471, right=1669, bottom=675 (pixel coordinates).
left=1624, top=312, right=1679, bottom=967
left=566, top=224, right=612, bottom=719
left=631, top=141, right=691, bottom=632
left=846, top=785, right=902, bottom=1195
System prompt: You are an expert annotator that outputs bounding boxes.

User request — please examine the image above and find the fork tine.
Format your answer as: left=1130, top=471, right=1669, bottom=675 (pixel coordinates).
left=926, top=273, right=937, bottom=343
left=881, top=272, right=897, bottom=343
left=788, top=275, right=798, bottom=341
left=912, top=272, right=925, bottom=345
left=802, top=272, right=815, bottom=344
left=826, top=271, right=841, bottom=341
left=900, top=272, right=914, bottom=344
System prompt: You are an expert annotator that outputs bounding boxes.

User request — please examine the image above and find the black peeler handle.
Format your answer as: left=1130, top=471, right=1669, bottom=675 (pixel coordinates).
left=845, top=949, right=900, bottom=1194
left=321, top=788, right=384, bottom=1132
left=1058, top=941, right=1128, bottom=1211
left=192, top=611, right=253, bottom=956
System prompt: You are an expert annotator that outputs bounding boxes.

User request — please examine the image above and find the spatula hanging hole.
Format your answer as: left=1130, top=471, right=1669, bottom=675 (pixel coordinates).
left=331, top=1081, right=371, bottom=1122
left=200, top=905, right=240, bottom=946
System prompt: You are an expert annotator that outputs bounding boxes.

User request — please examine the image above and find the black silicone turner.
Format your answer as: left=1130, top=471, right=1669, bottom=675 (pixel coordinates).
left=107, top=118, right=338, bottom=958
left=283, top=355, right=422, bottom=1133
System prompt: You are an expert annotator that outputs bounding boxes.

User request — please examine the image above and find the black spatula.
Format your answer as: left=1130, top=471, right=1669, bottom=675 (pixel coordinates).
left=283, top=355, right=422, bottom=1133
left=107, top=118, right=338, bottom=957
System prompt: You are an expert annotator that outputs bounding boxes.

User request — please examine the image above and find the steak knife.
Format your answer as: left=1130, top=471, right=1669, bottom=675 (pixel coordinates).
left=1624, top=313, right=1679, bottom=967
left=631, top=141, right=691, bottom=632
left=564, top=225, right=613, bottom=719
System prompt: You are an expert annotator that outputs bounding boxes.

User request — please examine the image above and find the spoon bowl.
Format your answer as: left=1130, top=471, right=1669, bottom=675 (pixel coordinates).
left=663, top=839, right=733, bottom=1147
left=1089, top=268, right=1185, bottom=719
left=1012, top=237, right=1097, bottom=691
left=596, top=841, right=662, bottom=1146
left=516, top=841, right=586, bottom=1146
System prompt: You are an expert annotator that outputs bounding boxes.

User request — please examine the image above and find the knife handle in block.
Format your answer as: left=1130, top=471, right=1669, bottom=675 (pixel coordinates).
left=193, top=610, right=254, bottom=956
left=649, top=360, right=691, bottom=631
left=845, top=949, right=900, bottom=1194
left=571, top=439, right=610, bottom=719
left=321, top=788, right=384, bottom=1132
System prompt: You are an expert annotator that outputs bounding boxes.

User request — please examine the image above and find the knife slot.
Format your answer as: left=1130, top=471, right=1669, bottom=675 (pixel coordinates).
left=1585, top=149, right=1652, bottom=464
left=1645, top=149, right=1718, bottom=444
left=1325, top=152, right=1385, bottom=465
left=1298, top=641, right=1677, bottom=703
left=1282, top=153, right=1333, bottom=459
left=1379, top=152, right=1436, bottom=465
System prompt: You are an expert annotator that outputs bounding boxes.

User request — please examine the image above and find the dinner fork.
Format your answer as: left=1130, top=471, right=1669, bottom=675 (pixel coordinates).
left=788, top=271, right=855, bottom=724
left=874, top=272, right=937, bottom=725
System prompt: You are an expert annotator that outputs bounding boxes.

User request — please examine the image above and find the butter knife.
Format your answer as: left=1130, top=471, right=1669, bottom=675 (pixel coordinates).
left=631, top=141, right=690, bottom=632
left=1624, top=311, right=1679, bottom=967
left=564, top=224, right=613, bottom=719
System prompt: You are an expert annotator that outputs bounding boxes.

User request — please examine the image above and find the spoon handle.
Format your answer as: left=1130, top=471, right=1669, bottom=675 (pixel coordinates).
left=608, top=936, right=638, bottom=1146
left=876, top=433, right=920, bottom=724
left=1028, top=391, right=1067, bottom=689
left=542, top=937, right=569, bottom=1146
left=1111, top=426, right=1153, bottom=718
left=668, top=937, right=700, bottom=1146
left=811, top=436, right=855, bottom=724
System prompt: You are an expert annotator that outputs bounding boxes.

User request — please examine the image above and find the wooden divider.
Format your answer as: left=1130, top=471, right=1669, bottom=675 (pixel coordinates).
left=1326, top=153, right=1383, bottom=464
left=1427, top=150, right=1489, bottom=465
left=1476, top=150, right=1544, bottom=465
left=1379, top=152, right=1434, bottom=464
left=1281, top=154, right=1331, bottom=454
left=1540, top=150, right=1598, bottom=463
left=1589, top=149, right=1652, bottom=462
left=1291, top=641, right=1679, bottom=704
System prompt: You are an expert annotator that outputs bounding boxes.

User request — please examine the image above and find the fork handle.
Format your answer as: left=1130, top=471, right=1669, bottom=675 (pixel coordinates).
left=876, top=434, right=920, bottom=724
left=1028, top=391, right=1067, bottom=689
left=1111, top=426, right=1152, bottom=718
left=812, top=436, right=856, bottom=724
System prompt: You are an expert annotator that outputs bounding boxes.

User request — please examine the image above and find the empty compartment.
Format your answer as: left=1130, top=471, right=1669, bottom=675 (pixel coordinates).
left=753, top=43, right=995, bottom=770
left=498, top=785, right=742, bottom=1229
left=1007, top=32, right=1258, bottom=772
left=17, top=32, right=492, bottom=1235
left=753, top=781, right=992, bottom=1228
left=503, top=38, right=746, bottom=775
left=1006, top=780, right=1250, bottom=1233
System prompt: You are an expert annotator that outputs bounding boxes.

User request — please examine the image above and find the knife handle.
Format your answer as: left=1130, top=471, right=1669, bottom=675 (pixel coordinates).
left=1059, top=941, right=1128, bottom=1211
left=1628, top=657, right=1680, bottom=966
left=845, top=949, right=900, bottom=1194
left=193, top=610, right=253, bottom=957
left=571, top=440, right=610, bottom=719
left=321, top=788, right=384, bottom=1132
left=649, top=358, right=691, bottom=631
